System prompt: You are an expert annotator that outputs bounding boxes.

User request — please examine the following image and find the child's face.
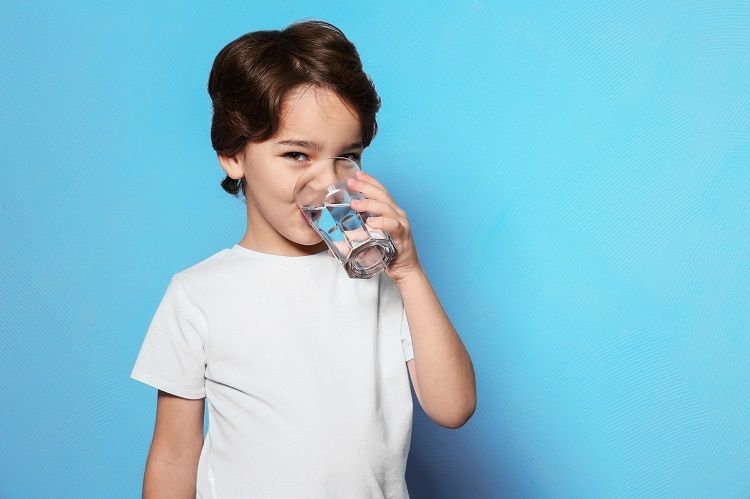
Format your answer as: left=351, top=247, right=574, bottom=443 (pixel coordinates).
left=219, top=84, right=364, bottom=252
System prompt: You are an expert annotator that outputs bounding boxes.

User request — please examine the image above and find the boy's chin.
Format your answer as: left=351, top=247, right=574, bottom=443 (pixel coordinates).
left=288, top=226, right=324, bottom=245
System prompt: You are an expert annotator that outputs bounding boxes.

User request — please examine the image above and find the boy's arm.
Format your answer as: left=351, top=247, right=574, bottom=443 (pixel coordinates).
left=397, top=268, right=476, bottom=429
left=142, top=390, right=205, bottom=498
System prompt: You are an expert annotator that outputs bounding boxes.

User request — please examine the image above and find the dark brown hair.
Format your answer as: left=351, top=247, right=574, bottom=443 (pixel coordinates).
left=207, top=19, right=381, bottom=199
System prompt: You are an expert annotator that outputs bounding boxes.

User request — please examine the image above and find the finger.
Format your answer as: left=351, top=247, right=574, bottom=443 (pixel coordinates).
left=348, top=177, right=391, bottom=203
left=350, top=197, right=404, bottom=224
left=364, top=215, right=402, bottom=235
left=348, top=177, right=407, bottom=218
left=356, top=170, right=388, bottom=192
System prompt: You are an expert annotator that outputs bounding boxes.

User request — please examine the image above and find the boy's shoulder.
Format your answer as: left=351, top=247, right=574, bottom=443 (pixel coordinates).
left=171, top=246, right=237, bottom=290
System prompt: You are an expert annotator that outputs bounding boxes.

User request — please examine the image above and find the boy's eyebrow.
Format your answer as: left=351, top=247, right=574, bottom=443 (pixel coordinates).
left=274, top=139, right=363, bottom=150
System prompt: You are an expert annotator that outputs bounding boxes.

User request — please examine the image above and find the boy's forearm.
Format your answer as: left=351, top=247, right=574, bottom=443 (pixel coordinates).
left=395, top=267, right=476, bottom=428
left=143, top=455, right=199, bottom=499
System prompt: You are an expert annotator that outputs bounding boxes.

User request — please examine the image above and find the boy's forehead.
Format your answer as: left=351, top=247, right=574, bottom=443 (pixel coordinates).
left=277, top=85, right=361, bottom=140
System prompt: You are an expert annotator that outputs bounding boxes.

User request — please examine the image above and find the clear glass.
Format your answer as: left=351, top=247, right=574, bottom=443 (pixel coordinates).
left=293, top=156, right=397, bottom=279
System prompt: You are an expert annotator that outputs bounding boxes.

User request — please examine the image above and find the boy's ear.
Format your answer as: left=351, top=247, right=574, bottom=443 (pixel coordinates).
left=217, top=152, right=244, bottom=181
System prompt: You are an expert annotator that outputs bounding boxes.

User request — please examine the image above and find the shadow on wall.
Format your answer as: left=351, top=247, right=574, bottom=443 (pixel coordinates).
left=405, top=395, right=515, bottom=499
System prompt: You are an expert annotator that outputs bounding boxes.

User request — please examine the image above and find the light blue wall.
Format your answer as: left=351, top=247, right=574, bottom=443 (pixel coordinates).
left=1, top=1, right=748, bottom=497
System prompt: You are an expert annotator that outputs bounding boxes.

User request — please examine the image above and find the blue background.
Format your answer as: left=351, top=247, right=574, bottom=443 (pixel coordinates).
left=1, top=1, right=748, bottom=497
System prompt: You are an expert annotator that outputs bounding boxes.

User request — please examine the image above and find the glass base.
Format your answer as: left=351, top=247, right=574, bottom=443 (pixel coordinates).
left=343, top=237, right=396, bottom=279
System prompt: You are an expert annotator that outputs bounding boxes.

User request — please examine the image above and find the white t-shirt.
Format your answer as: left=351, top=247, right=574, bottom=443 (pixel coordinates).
left=130, top=243, right=415, bottom=498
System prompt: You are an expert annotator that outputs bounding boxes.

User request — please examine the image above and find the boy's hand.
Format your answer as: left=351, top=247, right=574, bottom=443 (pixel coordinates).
left=347, top=169, right=422, bottom=284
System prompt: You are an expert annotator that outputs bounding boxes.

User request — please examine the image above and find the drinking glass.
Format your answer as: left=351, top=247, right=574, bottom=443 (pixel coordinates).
left=293, top=156, right=397, bottom=279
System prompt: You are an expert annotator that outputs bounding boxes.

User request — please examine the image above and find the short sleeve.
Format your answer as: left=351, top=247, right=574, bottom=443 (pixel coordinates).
left=380, top=272, right=415, bottom=362
left=400, top=303, right=415, bottom=362
left=130, top=275, right=208, bottom=399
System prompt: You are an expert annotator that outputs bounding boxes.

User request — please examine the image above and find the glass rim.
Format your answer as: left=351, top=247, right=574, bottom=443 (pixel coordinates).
left=292, top=156, right=362, bottom=206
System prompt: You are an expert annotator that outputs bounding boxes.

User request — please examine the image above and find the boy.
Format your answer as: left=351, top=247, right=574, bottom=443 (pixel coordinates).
left=130, top=19, right=475, bottom=498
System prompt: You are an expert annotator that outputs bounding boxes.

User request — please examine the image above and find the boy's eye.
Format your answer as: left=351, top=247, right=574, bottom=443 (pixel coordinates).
left=283, top=151, right=309, bottom=162
left=283, top=152, right=362, bottom=163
